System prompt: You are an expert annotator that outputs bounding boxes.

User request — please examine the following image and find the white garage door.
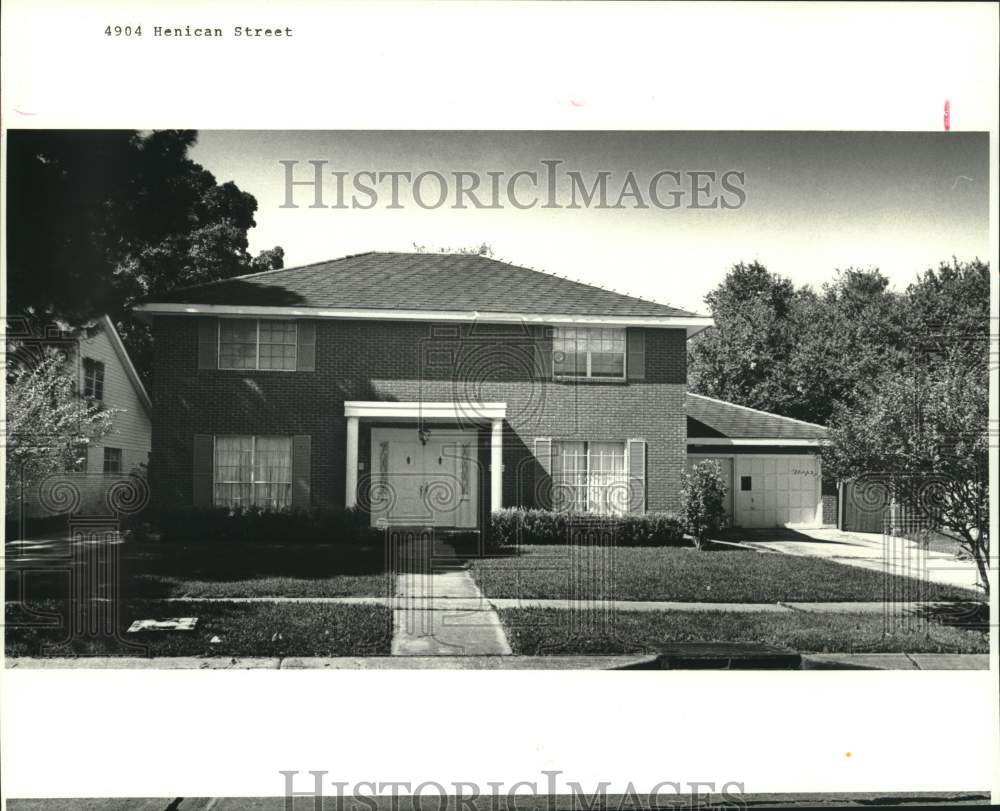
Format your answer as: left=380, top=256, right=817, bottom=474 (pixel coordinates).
left=734, top=455, right=822, bottom=528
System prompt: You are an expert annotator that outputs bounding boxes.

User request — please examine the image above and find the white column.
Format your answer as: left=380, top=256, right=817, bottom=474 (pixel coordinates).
left=345, top=416, right=359, bottom=508
left=490, top=418, right=503, bottom=512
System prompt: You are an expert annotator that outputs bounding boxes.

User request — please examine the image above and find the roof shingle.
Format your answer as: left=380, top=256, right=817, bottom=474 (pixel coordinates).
left=686, top=393, right=828, bottom=440
left=145, top=252, right=702, bottom=318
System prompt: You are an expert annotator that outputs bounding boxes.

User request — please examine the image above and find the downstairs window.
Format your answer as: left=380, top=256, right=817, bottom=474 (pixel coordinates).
left=214, top=435, right=292, bottom=509
left=552, top=440, right=628, bottom=515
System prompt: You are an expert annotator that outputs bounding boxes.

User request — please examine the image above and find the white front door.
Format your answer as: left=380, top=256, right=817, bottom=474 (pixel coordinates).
left=370, top=428, right=478, bottom=528
left=734, top=455, right=822, bottom=528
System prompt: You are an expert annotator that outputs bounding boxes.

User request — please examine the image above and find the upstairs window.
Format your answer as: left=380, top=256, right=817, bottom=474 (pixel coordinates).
left=82, top=358, right=105, bottom=400
left=553, top=327, right=626, bottom=379
left=219, top=319, right=297, bottom=371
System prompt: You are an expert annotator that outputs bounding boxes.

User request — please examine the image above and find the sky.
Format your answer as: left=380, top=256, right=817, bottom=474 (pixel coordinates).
left=190, top=131, right=990, bottom=314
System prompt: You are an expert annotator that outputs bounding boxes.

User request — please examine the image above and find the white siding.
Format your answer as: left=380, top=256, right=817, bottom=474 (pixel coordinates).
left=23, top=322, right=151, bottom=518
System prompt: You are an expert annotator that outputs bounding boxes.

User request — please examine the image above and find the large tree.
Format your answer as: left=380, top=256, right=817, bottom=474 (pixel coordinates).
left=6, top=130, right=283, bottom=383
left=822, top=356, right=990, bottom=594
left=687, top=260, right=985, bottom=426
left=686, top=262, right=801, bottom=417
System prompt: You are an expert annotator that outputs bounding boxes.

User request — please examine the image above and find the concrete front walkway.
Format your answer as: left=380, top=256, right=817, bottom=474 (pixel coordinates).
left=738, top=528, right=982, bottom=592
left=391, top=569, right=512, bottom=655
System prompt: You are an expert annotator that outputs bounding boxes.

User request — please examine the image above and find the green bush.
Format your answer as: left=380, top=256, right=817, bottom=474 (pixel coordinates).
left=489, top=508, right=686, bottom=549
left=156, top=505, right=379, bottom=544
left=680, top=460, right=728, bottom=548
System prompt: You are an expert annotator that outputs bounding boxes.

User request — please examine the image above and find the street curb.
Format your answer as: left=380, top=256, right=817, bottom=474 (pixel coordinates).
left=4, top=653, right=990, bottom=670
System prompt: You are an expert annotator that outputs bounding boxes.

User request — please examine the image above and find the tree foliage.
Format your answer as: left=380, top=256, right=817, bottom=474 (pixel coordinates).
left=688, top=258, right=989, bottom=425
left=680, top=460, right=729, bottom=548
left=822, top=358, right=990, bottom=593
left=6, top=130, right=283, bottom=383
left=690, top=257, right=990, bottom=589
left=5, top=343, right=118, bottom=506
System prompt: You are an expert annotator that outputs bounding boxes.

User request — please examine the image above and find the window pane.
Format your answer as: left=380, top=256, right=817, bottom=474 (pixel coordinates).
left=591, top=352, right=624, bottom=377
left=83, top=359, right=106, bottom=399
left=254, top=437, right=292, bottom=510
left=219, top=320, right=258, bottom=369
left=552, top=440, right=587, bottom=512
left=553, top=327, right=625, bottom=378
left=259, top=320, right=297, bottom=370
left=214, top=436, right=254, bottom=507
left=589, top=328, right=625, bottom=377
left=588, top=441, right=627, bottom=515
left=553, top=328, right=587, bottom=377
left=103, top=447, right=122, bottom=474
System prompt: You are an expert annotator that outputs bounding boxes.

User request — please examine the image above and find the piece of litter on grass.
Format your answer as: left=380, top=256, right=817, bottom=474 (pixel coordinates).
left=127, top=618, right=198, bottom=633
left=210, top=635, right=222, bottom=644
left=271, top=632, right=283, bottom=642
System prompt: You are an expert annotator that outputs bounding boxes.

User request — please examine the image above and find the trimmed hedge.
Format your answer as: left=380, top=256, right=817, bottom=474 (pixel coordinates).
left=490, top=508, right=687, bottom=549
left=156, top=506, right=380, bottom=544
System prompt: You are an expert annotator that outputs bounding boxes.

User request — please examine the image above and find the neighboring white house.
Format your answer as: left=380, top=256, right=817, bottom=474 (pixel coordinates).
left=23, top=315, right=151, bottom=518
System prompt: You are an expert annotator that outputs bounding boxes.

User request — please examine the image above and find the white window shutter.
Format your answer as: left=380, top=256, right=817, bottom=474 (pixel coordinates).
left=626, top=438, right=646, bottom=514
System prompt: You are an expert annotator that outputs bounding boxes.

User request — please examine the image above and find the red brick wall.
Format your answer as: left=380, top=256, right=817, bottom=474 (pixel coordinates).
left=150, top=317, right=687, bottom=513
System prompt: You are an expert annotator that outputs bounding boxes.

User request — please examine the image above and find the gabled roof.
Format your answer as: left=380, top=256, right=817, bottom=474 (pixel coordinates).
left=135, top=252, right=711, bottom=332
left=99, top=315, right=152, bottom=415
left=686, top=392, right=827, bottom=442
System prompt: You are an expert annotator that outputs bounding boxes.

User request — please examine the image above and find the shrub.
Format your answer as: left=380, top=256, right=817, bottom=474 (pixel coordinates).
left=489, top=507, right=686, bottom=549
left=680, top=460, right=728, bottom=548
left=155, top=505, right=379, bottom=544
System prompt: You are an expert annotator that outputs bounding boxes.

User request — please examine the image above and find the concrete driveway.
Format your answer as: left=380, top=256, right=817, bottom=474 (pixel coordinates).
left=734, top=528, right=983, bottom=592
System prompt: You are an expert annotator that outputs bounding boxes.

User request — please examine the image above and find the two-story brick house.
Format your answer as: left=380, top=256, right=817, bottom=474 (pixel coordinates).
left=136, top=252, right=833, bottom=530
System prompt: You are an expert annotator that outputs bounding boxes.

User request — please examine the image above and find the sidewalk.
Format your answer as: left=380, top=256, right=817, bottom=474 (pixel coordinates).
left=160, top=593, right=981, bottom=616
left=6, top=653, right=989, bottom=670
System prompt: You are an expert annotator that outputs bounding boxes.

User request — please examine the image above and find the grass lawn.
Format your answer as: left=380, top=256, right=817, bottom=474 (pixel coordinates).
left=6, top=540, right=391, bottom=601
left=498, top=608, right=989, bottom=655
left=471, top=545, right=981, bottom=603
left=5, top=599, right=392, bottom=658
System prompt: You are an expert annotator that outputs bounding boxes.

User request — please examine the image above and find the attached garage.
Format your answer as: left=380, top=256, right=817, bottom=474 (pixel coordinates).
left=686, top=393, right=832, bottom=529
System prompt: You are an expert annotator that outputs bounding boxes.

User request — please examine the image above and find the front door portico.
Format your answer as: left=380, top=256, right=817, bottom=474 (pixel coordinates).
left=343, top=401, right=506, bottom=530
left=370, top=428, right=479, bottom=527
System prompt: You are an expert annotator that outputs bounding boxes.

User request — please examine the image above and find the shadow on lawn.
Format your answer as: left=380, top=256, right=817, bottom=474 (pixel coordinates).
left=911, top=600, right=991, bottom=631
left=716, top=528, right=856, bottom=547
left=5, top=538, right=391, bottom=601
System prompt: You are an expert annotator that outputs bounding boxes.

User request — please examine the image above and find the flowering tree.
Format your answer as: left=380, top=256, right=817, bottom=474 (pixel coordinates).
left=680, top=460, right=728, bottom=549
left=823, top=358, right=990, bottom=595
left=4, top=344, right=117, bottom=508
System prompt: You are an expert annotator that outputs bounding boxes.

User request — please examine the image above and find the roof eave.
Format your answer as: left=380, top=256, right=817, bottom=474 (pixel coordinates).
left=132, top=302, right=713, bottom=334
left=686, top=437, right=827, bottom=447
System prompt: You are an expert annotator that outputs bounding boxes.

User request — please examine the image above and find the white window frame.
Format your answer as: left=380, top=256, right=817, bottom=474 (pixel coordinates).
left=552, top=327, right=627, bottom=381
left=552, top=439, right=628, bottom=515
left=82, top=357, right=106, bottom=400
left=218, top=318, right=298, bottom=371
left=213, top=434, right=293, bottom=510
left=103, top=446, right=123, bottom=475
